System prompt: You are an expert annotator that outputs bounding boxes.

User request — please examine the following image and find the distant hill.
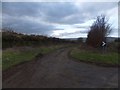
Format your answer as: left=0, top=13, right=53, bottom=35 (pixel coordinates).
left=106, top=37, right=118, bottom=42
left=63, top=37, right=118, bottom=43
left=63, top=38, right=78, bottom=40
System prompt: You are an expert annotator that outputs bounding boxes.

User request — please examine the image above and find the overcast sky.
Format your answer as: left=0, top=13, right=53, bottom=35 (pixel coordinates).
left=2, top=1, right=118, bottom=38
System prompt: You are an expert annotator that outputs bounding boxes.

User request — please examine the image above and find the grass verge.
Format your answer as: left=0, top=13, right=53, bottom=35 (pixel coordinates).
left=2, top=45, right=64, bottom=71
left=70, top=48, right=119, bottom=66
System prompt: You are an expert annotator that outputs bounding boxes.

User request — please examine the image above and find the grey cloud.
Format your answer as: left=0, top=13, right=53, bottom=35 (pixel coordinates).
left=41, top=2, right=117, bottom=24
left=75, top=26, right=90, bottom=29
left=40, top=2, right=81, bottom=24
left=42, top=3, right=78, bottom=18
left=79, top=2, right=117, bottom=19
left=55, top=30, right=88, bottom=37
left=2, top=2, right=117, bottom=37
left=2, top=15, right=54, bottom=35
left=2, top=2, right=42, bottom=17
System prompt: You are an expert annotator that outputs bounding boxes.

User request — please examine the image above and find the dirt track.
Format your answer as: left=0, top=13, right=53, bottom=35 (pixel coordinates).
left=3, top=47, right=118, bottom=88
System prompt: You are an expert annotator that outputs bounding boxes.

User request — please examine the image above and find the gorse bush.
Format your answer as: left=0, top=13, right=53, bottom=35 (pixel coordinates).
left=2, top=28, right=73, bottom=49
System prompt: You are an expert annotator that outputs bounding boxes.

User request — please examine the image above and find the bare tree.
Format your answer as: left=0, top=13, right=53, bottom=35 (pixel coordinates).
left=86, top=15, right=112, bottom=48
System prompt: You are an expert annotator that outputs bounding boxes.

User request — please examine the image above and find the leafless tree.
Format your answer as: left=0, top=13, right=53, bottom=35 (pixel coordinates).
left=86, top=15, right=112, bottom=48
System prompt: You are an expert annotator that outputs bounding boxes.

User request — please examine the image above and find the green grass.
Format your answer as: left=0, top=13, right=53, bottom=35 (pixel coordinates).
left=2, top=45, right=63, bottom=71
left=70, top=48, right=119, bottom=65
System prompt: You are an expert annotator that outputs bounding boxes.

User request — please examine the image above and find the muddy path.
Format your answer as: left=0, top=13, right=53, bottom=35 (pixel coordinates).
left=3, top=47, right=118, bottom=88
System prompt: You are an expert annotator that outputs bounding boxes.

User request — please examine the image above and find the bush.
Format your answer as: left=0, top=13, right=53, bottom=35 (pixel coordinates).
left=86, top=15, right=112, bottom=48
left=2, top=28, right=73, bottom=49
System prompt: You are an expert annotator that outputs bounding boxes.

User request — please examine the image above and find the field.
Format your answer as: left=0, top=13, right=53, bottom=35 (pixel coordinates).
left=2, top=30, right=119, bottom=70
left=2, top=30, right=119, bottom=88
left=70, top=46, right=119, bottom=66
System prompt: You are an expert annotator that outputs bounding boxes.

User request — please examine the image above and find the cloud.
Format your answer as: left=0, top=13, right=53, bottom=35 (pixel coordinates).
left=2, top=2, right=118, bottom=38
left=2, top=14, right=54, bottom=35
left=2, top=0, right=120, bottom=2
